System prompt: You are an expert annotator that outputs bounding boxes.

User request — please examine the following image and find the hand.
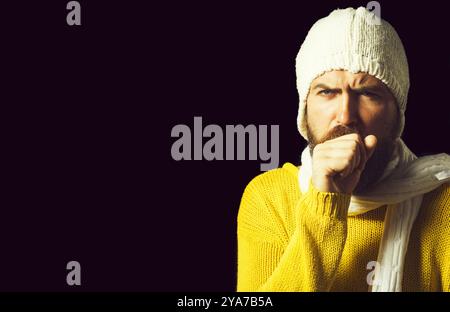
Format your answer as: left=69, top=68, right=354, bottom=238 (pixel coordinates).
left=311, top=133, right=377, bottom=194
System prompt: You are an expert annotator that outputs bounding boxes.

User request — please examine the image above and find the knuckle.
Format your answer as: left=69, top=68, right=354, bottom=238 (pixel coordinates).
left=343, top=157, right=352, bottom=168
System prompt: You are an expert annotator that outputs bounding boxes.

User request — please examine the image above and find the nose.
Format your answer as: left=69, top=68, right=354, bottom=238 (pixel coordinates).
left=336, top=91, right=358, bottom=127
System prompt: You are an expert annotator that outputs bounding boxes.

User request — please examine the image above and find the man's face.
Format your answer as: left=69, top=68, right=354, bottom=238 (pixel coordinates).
left=305, top=70, right=399, bottom=193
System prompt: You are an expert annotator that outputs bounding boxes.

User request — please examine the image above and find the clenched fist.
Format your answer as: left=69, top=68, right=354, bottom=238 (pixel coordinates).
left=311, top=133, right=377, bottom=194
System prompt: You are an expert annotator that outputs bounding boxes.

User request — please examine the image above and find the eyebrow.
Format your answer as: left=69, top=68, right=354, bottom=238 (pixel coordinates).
left=312, top=83, right=334, bottom=91
left=312, top=83, right=385, bottom=93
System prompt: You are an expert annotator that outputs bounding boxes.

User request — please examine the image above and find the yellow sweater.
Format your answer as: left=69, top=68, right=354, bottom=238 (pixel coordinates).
left=237, top=163, right=450, bottom=292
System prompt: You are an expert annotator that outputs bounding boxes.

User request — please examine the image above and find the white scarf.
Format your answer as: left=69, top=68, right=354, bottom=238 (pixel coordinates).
left=298, top=138, right=450, bottom=291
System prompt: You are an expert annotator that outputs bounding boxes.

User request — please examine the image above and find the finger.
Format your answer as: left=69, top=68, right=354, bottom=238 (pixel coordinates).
left=320, top=139, right=364, bottom=151
left=355, top=136, right=366, bottom=170
left=323, top=154, right=357, bottom=178
left=364, top=135, right=377, bottom=160
left=325, top=133, right=360, bottom=143
left=319, top=139, right=363, bottom=177
left=329, top=137, right=365, bottom=172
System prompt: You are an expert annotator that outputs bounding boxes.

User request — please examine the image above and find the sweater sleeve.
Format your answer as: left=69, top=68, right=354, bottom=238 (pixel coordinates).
left=237, top=171, right=351, bottom=292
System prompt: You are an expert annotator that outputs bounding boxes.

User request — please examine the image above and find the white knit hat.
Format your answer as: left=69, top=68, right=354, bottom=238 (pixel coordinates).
left=296, top=7, right=409, bottom=140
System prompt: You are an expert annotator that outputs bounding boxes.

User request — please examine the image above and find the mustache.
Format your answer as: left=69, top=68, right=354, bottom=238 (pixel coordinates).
left=317, top=124, right=362, bottom=144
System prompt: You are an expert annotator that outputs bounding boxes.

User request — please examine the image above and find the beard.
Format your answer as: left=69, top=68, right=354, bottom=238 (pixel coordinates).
left=306, top=123, right=396, bottom=194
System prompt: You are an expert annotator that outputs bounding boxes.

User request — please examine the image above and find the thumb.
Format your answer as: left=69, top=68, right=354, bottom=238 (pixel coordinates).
left=364, top=135, right=377, bottom=160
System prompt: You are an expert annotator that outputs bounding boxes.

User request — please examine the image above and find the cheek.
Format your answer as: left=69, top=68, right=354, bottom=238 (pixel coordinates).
left=306, top=102, right=336, bottom=136
left=359, top=106, right=396, bottom=136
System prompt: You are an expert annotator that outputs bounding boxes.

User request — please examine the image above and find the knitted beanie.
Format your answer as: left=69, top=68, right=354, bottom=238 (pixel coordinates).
left=295, top=7, right=409, bottom=140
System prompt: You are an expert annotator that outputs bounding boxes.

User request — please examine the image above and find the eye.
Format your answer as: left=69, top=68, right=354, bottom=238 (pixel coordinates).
left=360, top=91, right=380, bottom=99
left=318, top=89, right=337, bottom=96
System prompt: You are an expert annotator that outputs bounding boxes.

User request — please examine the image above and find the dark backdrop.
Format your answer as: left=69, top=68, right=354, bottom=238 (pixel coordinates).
left=1, top=0, right=449, bottom=291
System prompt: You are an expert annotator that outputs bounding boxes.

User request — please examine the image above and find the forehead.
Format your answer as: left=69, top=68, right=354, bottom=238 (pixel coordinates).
left=312, top=70, right=384, bottom=87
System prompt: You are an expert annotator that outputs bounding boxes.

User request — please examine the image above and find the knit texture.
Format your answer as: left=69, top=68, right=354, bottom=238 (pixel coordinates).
left=236, top=163, right=450, bottom=291
left=298, top=139, right=450, bottom=291
left=295, top=7, right=409, bottom=139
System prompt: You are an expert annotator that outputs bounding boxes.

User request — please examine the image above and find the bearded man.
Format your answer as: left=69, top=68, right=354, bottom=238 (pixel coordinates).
left=237, top=7, right=450, bottom=292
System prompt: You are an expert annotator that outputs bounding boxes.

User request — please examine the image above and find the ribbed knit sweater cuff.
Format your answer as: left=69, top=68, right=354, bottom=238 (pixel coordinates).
left=300, top=180, right=351, bottom=220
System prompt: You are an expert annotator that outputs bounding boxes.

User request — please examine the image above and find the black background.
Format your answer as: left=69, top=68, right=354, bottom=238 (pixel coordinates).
left=1, top=0, right=449, bottom=291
